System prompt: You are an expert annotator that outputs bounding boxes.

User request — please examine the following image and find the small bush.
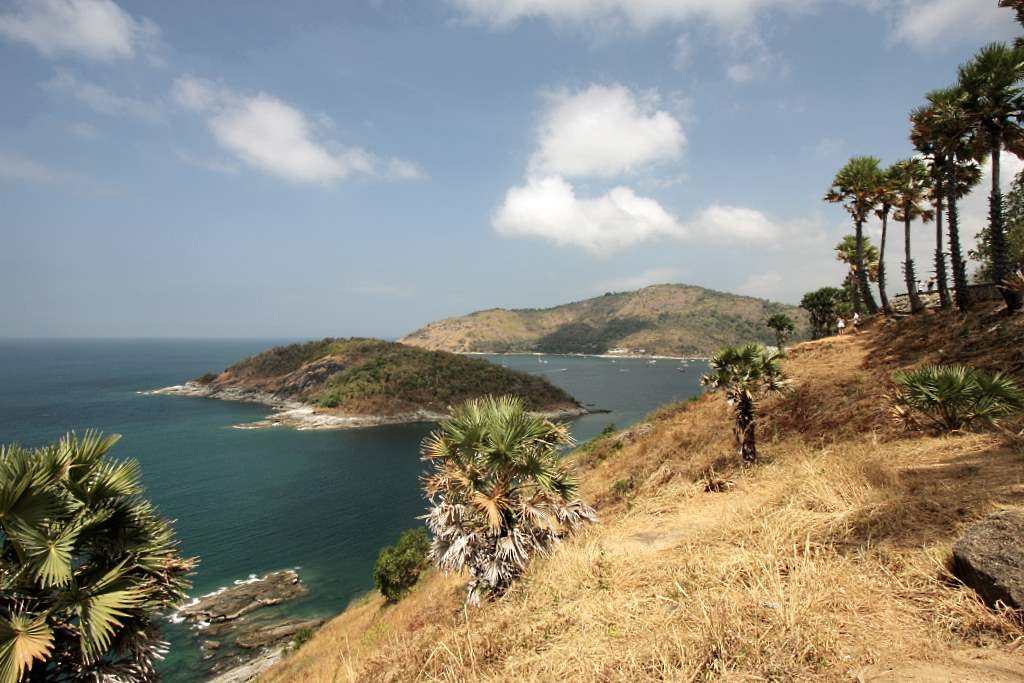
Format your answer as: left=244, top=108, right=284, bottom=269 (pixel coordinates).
left=194, top=371, right=218, bottom=384
left=373, top=528, right=431, bottom=603
left=600, top=423, right=618, bottom=437
left=291, top=627, right=315, bottom=651
left=890, top=364, right=1024, bottom=431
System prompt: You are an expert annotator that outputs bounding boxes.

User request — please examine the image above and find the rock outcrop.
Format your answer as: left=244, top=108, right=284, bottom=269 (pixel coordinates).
left=952, top=510, right=1024, bottom=609
left=178, top=570, right=307, bottom=623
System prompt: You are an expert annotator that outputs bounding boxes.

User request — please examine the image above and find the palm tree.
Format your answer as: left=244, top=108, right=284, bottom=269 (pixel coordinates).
left=0, top=432, right=195, bottom=682
left=959, top=42, right=1024, bottom=312
left=890, top=364, right=1024, bottom=432
left=421, top=395, right=595, bottom=604
left=911, top=106, right=952, bottom=308
left=765, top=313, right=795, bottom=350
left=872, top=165, right=900, bottom=315
left=835, top=234, right=880, bottom=314
left=921, top=87, right=984, bottom=312
left=700, top=344, right=790, bottom=464
left=891, top=158, right=935, bottom=313
left=825, top=157, right=883, bottom=315
left=998, top=0, right=1024, bottom=48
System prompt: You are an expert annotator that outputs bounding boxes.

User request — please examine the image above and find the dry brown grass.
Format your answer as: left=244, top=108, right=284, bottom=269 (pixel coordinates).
left=263, top=309, right=1024, bottom=682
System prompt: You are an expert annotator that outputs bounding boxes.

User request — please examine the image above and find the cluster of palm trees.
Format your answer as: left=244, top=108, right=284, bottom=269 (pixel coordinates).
left=827, top=13, right=1024, bottom=316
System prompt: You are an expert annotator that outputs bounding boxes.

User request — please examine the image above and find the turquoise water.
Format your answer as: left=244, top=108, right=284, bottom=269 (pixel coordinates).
left=0, top=340, right=706, bottom=680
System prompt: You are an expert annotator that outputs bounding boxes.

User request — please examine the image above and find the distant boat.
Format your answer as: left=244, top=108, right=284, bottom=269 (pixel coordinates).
left=647, top=359, right=657, bottom=365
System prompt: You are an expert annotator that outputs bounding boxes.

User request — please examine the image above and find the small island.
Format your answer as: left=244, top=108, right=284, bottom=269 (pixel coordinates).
left=150, top=337, right=585, bottom=429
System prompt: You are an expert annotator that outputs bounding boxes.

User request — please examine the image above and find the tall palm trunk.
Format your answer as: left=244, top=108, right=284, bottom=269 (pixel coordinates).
left=854, top=218, right=879, bottom=314
left=934, top=169, right=950, bottom=308
left=878, top=207, right=893, bottom=315
left=989, top=135, right=1022, bottom=311
left=904, top=207, right=924, bottom=313
left=734, top=394, right=757, bottom=463
left=947, top=156, right=970, bottom=312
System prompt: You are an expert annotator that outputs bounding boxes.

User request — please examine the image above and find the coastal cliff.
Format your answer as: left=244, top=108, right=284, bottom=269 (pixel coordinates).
left=150, top=337, right=584, bottom=429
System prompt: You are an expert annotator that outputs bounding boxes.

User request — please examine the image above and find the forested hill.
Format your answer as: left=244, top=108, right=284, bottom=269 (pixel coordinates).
left=400, top=284, right=808, bottom=357
left=192, top=338, right=580, bottom=417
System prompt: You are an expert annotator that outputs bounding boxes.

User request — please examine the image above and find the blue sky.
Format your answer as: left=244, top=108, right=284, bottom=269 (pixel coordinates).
left=1, top=0, right=1019, bottom=338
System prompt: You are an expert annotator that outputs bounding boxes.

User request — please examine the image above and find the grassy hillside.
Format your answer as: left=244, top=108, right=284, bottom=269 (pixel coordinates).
left=263, top=305, right=1024, bottom=681
left=199, top=337, right=580, bottom=416
left=400, top=283, right=809, bottom=356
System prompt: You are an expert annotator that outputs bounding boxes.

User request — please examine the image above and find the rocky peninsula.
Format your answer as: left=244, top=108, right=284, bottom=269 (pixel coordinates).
left=149, top=337, right=586, bottom=430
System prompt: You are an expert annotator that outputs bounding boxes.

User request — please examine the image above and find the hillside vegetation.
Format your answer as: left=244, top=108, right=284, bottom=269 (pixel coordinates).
left=198, top=338, right=580, bottom=416
left=264, top=304, right=1024, bottom=682
left=400, top=284, right=808, bottom=357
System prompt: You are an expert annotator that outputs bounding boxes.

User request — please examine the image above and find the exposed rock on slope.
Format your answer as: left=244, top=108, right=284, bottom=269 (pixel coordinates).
left=953, top=510, right=1024, bottom=609
left=151, top=338, right=583, bottom=429
left=400, top=283, right=808, bottom=357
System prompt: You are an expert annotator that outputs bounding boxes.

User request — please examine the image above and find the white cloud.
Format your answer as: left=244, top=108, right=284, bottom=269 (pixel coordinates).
left=450, top=0, right=814, bottom=32
left=0, top=0, right=158, bottom=60
left=493, top=175, right=686, bottom=256
left=530, top=84, right=685, bottom=178
left=171, top=76, right=425, bottom=184
left=884, top=0, right=1015, bottom=50
left=597, top=266, right=685, bottom=292
left=673, top=33, right=694, bottom=70
left=492, top=175, right=822, bottom=256
left=689, top=204, right=823, bottom=245
left=726, top=63, right=756, bottom=83
left=44, top=69, right=162, bottom=121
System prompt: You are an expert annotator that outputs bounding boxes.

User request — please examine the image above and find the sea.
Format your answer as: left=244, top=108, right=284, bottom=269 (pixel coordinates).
left=0, top=339, right=708, bottom=681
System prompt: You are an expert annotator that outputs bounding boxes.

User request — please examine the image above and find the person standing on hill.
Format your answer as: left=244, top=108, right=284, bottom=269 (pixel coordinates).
left=837, top=317, right=846, bottom=335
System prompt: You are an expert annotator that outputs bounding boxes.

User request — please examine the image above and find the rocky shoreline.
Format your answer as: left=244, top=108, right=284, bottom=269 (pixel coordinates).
left=146, top=381, right=589, bottom=430
left=173, top=569, right=323, bottom=681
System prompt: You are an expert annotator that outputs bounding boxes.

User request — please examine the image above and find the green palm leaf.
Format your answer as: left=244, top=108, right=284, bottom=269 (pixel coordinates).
left=9, top=520, right=81, bottom=589
left=0, top=613, right=53, bottom=683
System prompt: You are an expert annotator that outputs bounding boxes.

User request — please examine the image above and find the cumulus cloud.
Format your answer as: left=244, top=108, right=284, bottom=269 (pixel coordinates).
left=530, top=84, right=685, bottom=178
left=689, top=204, right=823, bottom=245
left=0, top=0, right=158, bottom=60
left=492, top=175, right=823, bottom=256
left=884, top=0, right=1015, bottom=50
left=43, top=69, right=162, bottom=121
left=493, top=175, right=686, bottom=256
left=171, top=76, right=425, bottom=184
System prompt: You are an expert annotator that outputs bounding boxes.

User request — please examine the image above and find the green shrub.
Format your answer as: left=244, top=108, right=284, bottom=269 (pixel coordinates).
left=890, top=364, right=1024, bottom=431
left=194, top=372, right=218, bottom=385
left=600, top=423, right=617, bottom=437
left=373, top=528, right=431, bottom=603
left=291, top=627, right=315, bottom=651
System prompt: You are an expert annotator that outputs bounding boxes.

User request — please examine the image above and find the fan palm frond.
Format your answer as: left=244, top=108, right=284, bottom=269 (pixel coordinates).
left=0, top=612, right=53, bottom=683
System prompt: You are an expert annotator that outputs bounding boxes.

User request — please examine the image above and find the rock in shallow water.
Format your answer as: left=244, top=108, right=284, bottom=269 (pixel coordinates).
left=178, top=569, right=307, bottom=623
left=952, top=509, right=1024, bottom=609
